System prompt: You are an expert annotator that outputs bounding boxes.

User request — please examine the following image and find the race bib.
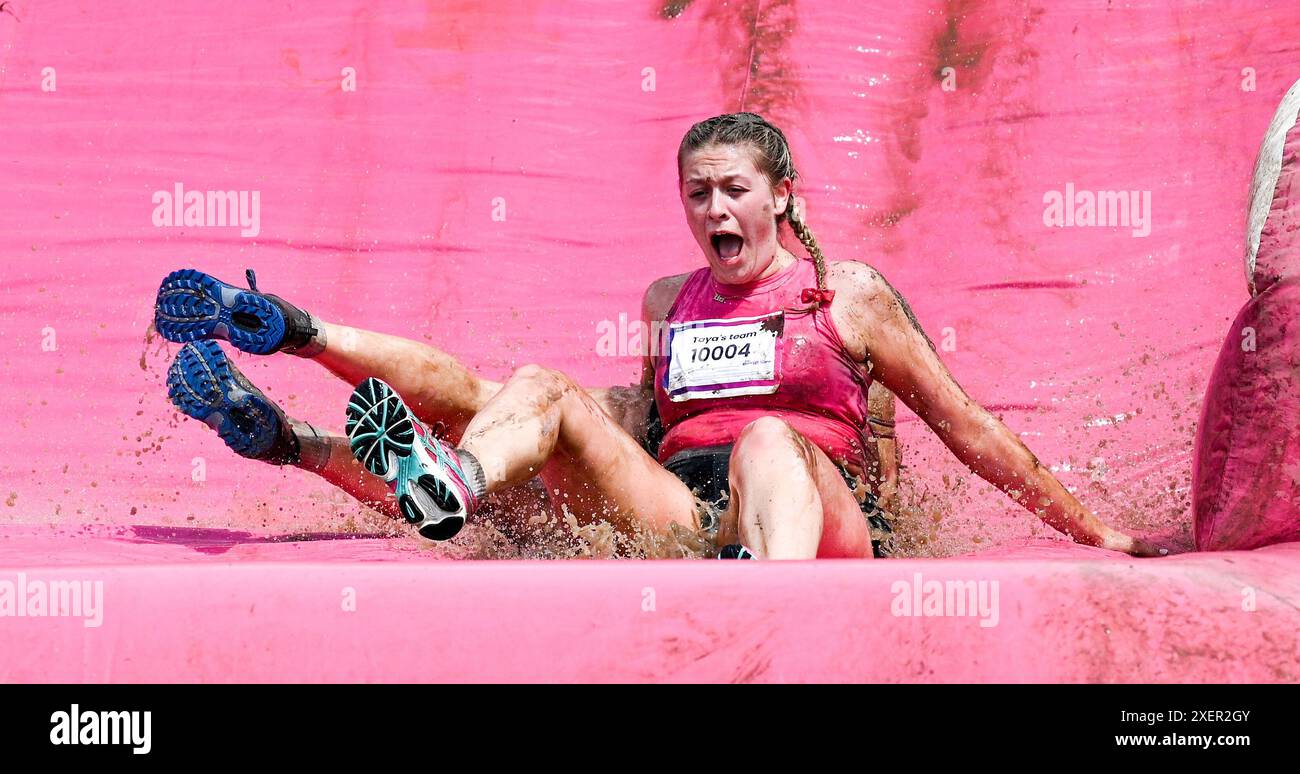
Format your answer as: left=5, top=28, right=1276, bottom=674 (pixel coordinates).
left=664, top=311, right=784, bottom=402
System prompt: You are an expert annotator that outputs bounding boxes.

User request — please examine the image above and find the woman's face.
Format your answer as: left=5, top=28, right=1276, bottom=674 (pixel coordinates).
left=679, top=143, right=791, bottom=285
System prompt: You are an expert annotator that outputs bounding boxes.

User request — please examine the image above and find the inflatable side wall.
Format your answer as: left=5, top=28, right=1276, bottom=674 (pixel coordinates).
left=1194, top=79, right=1300, bottom=551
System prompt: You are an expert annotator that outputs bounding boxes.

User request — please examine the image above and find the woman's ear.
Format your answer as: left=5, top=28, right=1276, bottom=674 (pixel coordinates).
left=773, top=177, right=794, bottom=215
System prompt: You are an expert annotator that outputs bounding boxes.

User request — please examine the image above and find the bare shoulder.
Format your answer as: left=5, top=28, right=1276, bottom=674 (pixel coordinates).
left=642, top=271, right=693, bottom=322
left=826, top=259, right=892, bottom=302
left=826, top=259, right=933, bottom=355
left=826, top=260, right=894, bottom=331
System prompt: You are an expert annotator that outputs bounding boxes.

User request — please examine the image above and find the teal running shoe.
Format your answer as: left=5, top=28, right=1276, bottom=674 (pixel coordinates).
left=155, top=268, right=321, bottom=356
left=345, top=377, right=483, bottom=541
left=167, top=341, right=301, bottom=464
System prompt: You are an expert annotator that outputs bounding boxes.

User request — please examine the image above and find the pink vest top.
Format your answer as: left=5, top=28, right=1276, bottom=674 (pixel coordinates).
left=652, top=258, right=874, bottom=472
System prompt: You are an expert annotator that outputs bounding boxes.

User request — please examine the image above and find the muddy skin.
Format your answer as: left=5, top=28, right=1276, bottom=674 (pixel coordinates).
left=847, top=263, right=934, bottom=349
left=465, top=368, right=673, bottom=542
left=596, top=384, right=653, bottom=442
left=720, top=420, right=826, bottom=554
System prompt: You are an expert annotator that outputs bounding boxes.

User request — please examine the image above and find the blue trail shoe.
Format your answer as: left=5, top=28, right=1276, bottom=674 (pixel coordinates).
left=345, top=377, right=485, bottom=541
left=167, top=341, right=301, bottom=465
left=155, top=268, right=321, bottom=356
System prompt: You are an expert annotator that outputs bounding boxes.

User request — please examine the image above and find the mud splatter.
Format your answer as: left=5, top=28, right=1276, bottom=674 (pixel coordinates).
left=139, top=323, right=169, bottom=374
left=663, top=0, right=803, bottom=117
left=659, top=0, right=696, bottom=19
left=864, top=200, right=920, bottom=231
left=932, top=0, right=996, bottom=85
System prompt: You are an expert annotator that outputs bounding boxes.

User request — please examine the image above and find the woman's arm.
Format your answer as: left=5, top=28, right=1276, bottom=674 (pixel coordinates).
left=831, top=263, right=1161, bottom=556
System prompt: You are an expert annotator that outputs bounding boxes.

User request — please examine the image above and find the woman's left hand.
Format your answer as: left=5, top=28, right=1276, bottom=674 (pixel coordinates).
left=1100, top=527, right=1169, bottom=557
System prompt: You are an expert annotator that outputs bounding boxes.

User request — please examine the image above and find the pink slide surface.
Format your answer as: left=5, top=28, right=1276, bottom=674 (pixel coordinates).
left=1, top=0, right=1298, bottom=682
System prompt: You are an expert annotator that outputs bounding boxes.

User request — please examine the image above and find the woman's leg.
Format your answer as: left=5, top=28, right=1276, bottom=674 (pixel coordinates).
left=308, top=431, right=401, bottom=518
left=308, top=321, right=502, bottom=442
left=300, top=427, right=552, bottom=539
left=455, top=364, right=699, bottom=534
left=154, top=269, right=504, bottom=440
left=716, top=416, right=874, bottom=559
left=304, top=321, right=650, bottom=445
left=303, top=324, right=669, bottom=537
left=302, top=323, right=574, bottom=538
left=155, top=270, right=572, bottom=537
left=276, top=316, right=683, bottom=541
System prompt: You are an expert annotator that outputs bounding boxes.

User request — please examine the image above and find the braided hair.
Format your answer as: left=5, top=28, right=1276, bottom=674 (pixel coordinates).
left=677, top=112, right=830, bottom=305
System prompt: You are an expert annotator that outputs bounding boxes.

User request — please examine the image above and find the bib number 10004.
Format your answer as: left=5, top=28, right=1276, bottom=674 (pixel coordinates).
left=663, top=311, right=784, bottom=402
left=690, top=342, right=752, bottom=363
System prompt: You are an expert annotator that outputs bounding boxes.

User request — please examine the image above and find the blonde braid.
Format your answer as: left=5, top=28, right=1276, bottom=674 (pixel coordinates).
left=785, top=196, right=827, bottom=291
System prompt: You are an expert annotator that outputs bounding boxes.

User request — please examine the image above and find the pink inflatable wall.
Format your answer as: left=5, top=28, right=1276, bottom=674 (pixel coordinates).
left=1193, top=83, right=1300, bottom=552
left=1, top=1, right=1298, bottom=681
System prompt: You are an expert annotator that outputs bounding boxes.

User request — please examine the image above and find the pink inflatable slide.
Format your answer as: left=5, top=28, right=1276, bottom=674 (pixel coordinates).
left=1, top=0, right=1298, bottom=682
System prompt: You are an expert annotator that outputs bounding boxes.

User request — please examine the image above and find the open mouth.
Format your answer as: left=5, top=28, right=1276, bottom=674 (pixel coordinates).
left=710, top=232, right=744, bottom=260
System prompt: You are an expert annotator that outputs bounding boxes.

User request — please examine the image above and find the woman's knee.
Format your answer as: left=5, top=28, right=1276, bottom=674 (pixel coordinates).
left=509, top=363, right=555, bottom=382
left=506, top=363, right=574, bottom=399
left=732, top=416, right=815, bottom=464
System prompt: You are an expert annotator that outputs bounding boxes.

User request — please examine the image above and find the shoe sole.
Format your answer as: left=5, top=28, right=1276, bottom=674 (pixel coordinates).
left=717, top=544, right=757, bottom=559
left=345, top=377, right=466, bottom=541
left=155, top=269, right=286, bottom=355
left=168, top=341, right=283, bottom=459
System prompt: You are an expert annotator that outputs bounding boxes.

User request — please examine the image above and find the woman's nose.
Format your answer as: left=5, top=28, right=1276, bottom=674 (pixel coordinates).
left=706, top=190, right=728, bottom=219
